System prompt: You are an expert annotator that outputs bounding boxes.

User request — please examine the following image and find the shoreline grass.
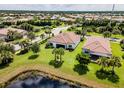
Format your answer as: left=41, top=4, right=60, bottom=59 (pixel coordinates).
left=0, top=40, right=124, bottom=88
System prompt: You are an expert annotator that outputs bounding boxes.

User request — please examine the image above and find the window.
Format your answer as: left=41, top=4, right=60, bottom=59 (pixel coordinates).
left=85, top=49, right=90, bottom=53
left=68, top=45, right=72, bottom=48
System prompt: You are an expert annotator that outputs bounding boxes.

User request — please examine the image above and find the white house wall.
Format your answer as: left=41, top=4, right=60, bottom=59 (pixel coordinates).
left=83, top=48, right=112, bottom=57
left=49, top=38, right=80, bottom=49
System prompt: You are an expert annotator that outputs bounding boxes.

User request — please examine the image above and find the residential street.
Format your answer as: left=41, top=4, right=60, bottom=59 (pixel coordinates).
left=51, top=26, right=71, bottom=36
left=13, top=26, right=71, bottom=51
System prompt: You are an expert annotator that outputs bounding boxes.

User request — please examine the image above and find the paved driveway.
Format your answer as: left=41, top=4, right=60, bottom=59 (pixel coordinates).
left=52, top=26, right=71, bottom=36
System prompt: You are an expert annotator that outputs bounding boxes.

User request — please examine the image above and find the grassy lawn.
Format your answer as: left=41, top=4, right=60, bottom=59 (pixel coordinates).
left=33, top=26, right=45, bottom=36
left=87, top=32, right=124, bottom=39
left=0, top=39, right=124, bottom=87
left=34, top=29, right=45, bottom=36
left=71, top=26, right=124, bottom=39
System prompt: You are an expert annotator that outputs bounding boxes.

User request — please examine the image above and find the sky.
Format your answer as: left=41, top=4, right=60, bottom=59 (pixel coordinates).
left=0, top=4, right=124, bottom=11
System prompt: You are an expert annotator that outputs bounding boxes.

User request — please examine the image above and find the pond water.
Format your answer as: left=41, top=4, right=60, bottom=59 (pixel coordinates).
left=7, top=75, right=82, bottom=88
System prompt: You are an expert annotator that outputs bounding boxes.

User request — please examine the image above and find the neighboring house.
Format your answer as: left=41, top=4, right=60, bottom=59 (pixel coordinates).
left=13, top=44, right=22, bottom=51
left=0, top=27, right=27, bottom=40
left=48, top=32, right=80, bottom=49
left=83, top=37, right=112, bottom=57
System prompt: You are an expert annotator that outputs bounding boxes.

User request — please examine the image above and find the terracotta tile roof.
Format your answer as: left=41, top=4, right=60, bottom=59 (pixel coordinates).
left=0, top=27, right=26, bottom=35
left=49, top=32, right=80, bottom=44
left=0, top=28, right=8, bottom=35
left=83, top=37, right=112, bottom=54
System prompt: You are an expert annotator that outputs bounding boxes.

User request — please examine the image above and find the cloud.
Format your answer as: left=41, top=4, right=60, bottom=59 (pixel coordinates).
left=0, top=4, right=123, bottom=11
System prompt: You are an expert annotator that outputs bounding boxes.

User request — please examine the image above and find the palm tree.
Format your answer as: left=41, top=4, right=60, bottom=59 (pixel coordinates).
left=52, top=48, right=59, bottom=61
left=97, top=57, right=109, bottom=70
left=40, top=33, right=45, bottom=40
left=58, top=48, right=65, bottom=62
left=19, top=39, right=30, bottom=51
left=45, top=30, right=52, bottom=38
left=109, top=56, right=121, bottom=72
left=81, top=28, right=87, bottom=38
left=7, top=30, right=14, bottom=41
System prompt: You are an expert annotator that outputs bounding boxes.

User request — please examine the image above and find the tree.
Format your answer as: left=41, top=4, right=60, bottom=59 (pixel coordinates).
left=45, top=30, right=52, bottom=38
left=6, top=30, right=15, bottom=41
left=109, top=56, right=121, bottom=72
left=4, top=44, right=14, bottom=53
left=40, top=33, right=45, bottom=40
left=81, top=28, right=87, bottom=38
left=19, top=39, right=30, bottom=52
left=112, top=29, right=121, bottom=35
left=98, top=26, right=106, bottom=33
left=0, top=43, right=14, bottom=65
left=106, top=23, right=112, bottom=32
left=52, top=48, right=65, bottom=62
left=121, top=28, right=124, bottom=35
left=86, top=28, right=93, bottom=32
left=0, top=51, right=13, bottom=64
left=6, top=30, right=23, bottom=41
left=97, top=57, right=109, bottom=70
left=103, top=31, right=111, bottom=38
left=120, top=39, right=124, bottom=44
left=122, top=53, right=124, bottom=59
left=20, top=23, right=33, bottom=31
left=31, top=42, right=40, bottom=54
left=58, top=48, right=65, bottom=62
left=0, top=54, right=2, bottom=64
left=120, top=39, right=124, bottom=49
left=76, top=52, right=90, bottom=65
left=27, top=32, right=35, bottom=41
left=52, top=48, right=59, bottom=61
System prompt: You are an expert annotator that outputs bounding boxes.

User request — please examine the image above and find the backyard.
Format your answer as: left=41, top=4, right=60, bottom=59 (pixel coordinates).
left=0, top=38, right=124, bottom=87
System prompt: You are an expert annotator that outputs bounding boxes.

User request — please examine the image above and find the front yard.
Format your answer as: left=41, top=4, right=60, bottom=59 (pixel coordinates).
left=0, top=39, right=124, bottom=87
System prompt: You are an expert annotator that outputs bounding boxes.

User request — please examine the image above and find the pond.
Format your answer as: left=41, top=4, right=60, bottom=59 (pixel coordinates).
left=7, top=73, right=83, bottom=88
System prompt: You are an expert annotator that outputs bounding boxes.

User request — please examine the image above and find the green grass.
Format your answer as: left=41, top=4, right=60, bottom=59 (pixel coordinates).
left=71, top=26, right=124, bottom=39
left=0, top=39, right=124, bottom=87
left=87, top=32, right=124, bottom=39
left=34, top=29, right=45, bottom=36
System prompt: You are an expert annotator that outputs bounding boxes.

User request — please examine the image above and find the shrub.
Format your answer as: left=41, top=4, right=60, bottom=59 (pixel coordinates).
left=81, top=37, right=84, bottom=41
left=18, top=49, right=29, bottom=55
left=45, top=43, right=54, bottom=49
left=31, top=42, right=40, bottom=53
left=0, top=24, right=5, bottom=28
left=49, top=60, right=64, bottom=68
left=120, top=44, right=124, bottom=49
left=40, top=39, right=48, bottom=44
left=76, top=53, right=90, bottom=65
left=33, top=28, right=41, bottom=32
left=122, top=54, right=124, bottom=59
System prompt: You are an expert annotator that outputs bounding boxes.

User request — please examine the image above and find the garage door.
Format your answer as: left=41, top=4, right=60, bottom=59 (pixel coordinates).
left=56, top=44, right=65, bottom=48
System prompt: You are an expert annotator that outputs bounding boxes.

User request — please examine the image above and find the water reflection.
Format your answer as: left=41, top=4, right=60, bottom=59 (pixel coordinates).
left=7, top=75, right=81, bottom=88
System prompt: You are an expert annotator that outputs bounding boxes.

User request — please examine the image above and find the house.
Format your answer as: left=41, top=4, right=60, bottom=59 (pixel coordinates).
left=48, top=32, right=80, bottom=49
left=0, top=27, right=27, bottom=40
left=83, top=37, right=112, bottom=57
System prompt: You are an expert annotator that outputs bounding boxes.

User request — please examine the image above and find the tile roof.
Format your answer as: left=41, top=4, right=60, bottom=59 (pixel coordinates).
left=83, top=37, right=112, bottom=54
left=49, top=32, right=80, bottom=44
left=0, top=27, right=26, bottom=35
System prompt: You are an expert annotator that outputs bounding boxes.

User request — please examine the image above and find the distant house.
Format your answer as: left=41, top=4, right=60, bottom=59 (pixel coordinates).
left=0, top=27, right=27, bottom=40
left=83, top=37, right=112, bottom=57
left=48, top=32, right=80, bottom=49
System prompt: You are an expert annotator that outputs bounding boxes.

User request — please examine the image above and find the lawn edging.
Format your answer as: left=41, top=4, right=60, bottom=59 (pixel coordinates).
left=0, top=64, right=111, bottom=88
